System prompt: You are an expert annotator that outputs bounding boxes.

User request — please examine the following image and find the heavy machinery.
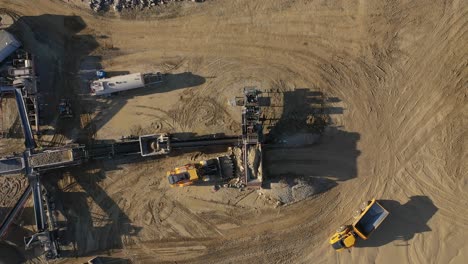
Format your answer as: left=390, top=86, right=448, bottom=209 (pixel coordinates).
left=90, top=72, right=162, bottom=96
left=167, top=156, right=234, bottom=187
left=58, top=99, right=73, bottom=119
left=329, top=198, right=389, bottom=251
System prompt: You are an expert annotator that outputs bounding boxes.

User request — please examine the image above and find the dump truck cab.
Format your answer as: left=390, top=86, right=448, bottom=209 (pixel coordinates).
left=329, top=225, right=356, bottom=252
left=329, top=198, right=389, bottom=251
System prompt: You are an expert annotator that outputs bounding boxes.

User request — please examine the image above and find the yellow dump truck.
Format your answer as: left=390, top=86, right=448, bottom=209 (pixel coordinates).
left=167, top=156, right=234, bottom=187
left=329, top=198, right=389, bottom=251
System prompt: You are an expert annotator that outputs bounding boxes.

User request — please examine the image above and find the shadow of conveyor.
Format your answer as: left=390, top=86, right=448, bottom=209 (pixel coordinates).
left=0, top=241, right=25, bottom=264
left=46, top=166, right=141, bottom=258
left=260, top=88, right=360, bottom=195
left=356, top=196, right=438, bottom=248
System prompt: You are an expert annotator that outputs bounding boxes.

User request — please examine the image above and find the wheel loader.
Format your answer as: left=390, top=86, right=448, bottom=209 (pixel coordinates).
left=329, top=198, right=389, bottom=251
left=167, top=156, right=234, bottom=187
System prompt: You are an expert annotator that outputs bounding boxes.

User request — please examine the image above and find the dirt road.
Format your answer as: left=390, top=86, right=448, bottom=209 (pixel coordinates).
left=0, top=0, right=466, bottom=263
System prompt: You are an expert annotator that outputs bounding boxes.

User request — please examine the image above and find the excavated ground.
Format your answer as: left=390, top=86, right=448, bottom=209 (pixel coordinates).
left=0, top=1, right=466, bottom=263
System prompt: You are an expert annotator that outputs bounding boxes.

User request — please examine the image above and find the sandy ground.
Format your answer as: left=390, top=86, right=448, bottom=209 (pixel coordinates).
left=0, top=0, right=466, bottom=263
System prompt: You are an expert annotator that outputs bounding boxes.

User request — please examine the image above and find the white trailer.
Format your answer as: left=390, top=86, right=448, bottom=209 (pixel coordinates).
left=90, top=72, right=162, bottom=96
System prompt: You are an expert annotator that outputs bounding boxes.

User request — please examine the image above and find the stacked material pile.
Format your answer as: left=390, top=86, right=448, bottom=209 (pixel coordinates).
left=88, top=0, right=206, bottom=12
left=260, top=177, right=334, bottom=205
left=29, top=150, right=72, bottom=167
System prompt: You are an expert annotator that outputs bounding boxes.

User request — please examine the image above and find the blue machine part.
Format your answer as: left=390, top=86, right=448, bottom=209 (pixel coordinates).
left=96, top=70, right=107, bottom=79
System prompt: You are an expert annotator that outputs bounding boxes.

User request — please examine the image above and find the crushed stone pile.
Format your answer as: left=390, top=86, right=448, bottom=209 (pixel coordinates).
left=87, top=0, right=206, bottom=12
left=260, top=177, right=333, bottom=205
left=29, top=150, right=72, bottom=167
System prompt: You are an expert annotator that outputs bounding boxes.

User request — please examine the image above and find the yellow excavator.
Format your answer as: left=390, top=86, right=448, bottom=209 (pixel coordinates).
left=167, top=156, right=234, bottom=187
left=329, top=198, right=389, bottom=251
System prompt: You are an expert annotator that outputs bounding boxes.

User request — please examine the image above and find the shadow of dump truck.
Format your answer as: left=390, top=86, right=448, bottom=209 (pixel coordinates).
left=356, top=196, right=438, bottom=248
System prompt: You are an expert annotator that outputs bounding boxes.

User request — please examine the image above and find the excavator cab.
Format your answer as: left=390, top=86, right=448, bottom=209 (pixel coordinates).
left=167, top=164, right=199, bottom=187
left=329, top=225, right=356, bottom=251
left=167, top=172, right=192, bottom=187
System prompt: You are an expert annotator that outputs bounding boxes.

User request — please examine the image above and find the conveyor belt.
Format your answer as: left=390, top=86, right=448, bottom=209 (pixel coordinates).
left=14, top=88, right=35, bottom=149
left=85, top=136, right=240, bottom=160
left=31, top=179, right=46, bottom=231
left=242, top=143, right=249, bottom=184
left=171, top=137, right=240, bottom=149
left=113, top=141, right=141, bottom=155
left=0, top=186, right=32, bottom=238
left=85, top=143, right=114, bottom=159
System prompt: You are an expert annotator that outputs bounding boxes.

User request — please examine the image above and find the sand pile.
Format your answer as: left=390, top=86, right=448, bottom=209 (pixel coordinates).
left=231, top=147, right=243, bottom=176
left=230, top=145, right=263, bottom=183
left=247, top=145, right=262, bottom=180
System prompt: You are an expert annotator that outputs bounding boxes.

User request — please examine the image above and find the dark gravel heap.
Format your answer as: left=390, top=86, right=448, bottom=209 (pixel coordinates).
left=88, top=0, right=206, bottom=12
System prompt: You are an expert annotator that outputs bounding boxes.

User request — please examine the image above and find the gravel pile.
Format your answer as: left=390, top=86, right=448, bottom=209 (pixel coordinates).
left=261, top=177, right=333, bottom=205
left=29, top=150, right=72, bottom=167
left=88, top=0, right=206, bottom=12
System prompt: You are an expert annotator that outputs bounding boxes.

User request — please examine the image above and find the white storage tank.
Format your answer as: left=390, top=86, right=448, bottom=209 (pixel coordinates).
left=90, top=72, right=145, bottom=96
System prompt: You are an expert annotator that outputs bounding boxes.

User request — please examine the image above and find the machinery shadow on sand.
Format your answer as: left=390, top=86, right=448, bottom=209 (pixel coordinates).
left=44, top=166, right=141, bottom=258
left=0, top=206, right=34, bottom=251
left=7, top=13, right=100, bottom=127
left=356, top=196, right=438, bottom=248
left=1, top=13, right=127, bottom=259
left=0, top=241, right=25, bottom=263
left=260, top=88, right=359, bottom=199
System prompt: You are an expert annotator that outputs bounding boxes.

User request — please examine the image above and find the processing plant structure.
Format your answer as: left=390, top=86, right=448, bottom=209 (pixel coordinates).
left=0, top=30, right=265, bottom=258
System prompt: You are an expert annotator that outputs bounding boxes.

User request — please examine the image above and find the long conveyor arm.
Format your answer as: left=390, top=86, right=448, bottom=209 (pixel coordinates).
left=13, top=88, right=35, bottom=149
left=31, top=178, right=46, bottom=231
left=171, top=137, right=240, bottom=149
